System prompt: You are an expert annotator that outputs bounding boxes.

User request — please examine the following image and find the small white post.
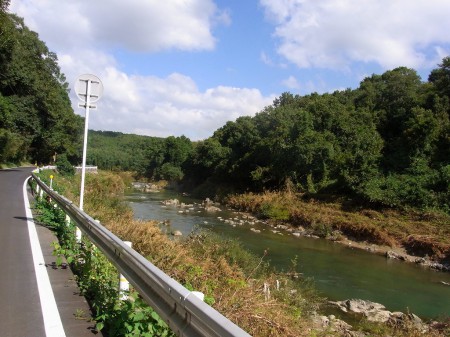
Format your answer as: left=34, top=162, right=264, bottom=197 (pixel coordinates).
left=65, top=214, right=71, bottom=226
left=263, top=282, right=270, bottom=301
left=119, top=241, right=132, bottom=300
left=191, top=291, right=205, bottom=301
left=39, top=189, right=43, bottom=199
left=49, top=175, right=54, bottom=190
left=76, top=228, right=82, bottom=243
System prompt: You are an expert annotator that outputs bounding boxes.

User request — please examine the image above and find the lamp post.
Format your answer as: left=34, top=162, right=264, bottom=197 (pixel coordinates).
left=75, top=74, right=103, bottom=242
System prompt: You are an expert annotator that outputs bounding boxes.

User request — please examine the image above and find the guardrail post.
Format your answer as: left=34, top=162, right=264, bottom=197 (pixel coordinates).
left=191, top=291, right=205, bottom=301
left=119, top=241, right=132, bottom=300
left=263, top=282, right=270, bottom=301
left=76, top=227, right=82, bottom=243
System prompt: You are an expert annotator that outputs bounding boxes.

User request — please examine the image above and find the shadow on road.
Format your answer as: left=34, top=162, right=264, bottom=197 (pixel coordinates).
left=14, top=216, right=34, bottom=222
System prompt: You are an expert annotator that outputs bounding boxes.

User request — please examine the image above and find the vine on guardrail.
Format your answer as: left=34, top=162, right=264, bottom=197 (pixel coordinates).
left=33, top=180, right=174, bottom=337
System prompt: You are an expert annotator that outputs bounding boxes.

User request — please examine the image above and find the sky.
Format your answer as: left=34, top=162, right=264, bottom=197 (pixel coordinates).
left=9, top=0, right=450, bottom=140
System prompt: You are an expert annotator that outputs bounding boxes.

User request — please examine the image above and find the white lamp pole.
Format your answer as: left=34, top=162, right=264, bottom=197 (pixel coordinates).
left=79, top=78, right=91, bottom=211
left=75, top=74, right=103, bottom=243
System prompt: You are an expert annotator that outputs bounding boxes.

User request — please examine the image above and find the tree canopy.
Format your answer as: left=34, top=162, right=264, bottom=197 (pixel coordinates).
left=181, top=62, right=449, bottom=212
left=0, top=4, right=82, bottom=165
left=85, top=59, right=449, bottom=212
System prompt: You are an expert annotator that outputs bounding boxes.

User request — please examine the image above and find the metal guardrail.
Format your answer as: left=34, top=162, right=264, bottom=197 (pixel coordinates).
left=31, top=173, right=252, bottom=337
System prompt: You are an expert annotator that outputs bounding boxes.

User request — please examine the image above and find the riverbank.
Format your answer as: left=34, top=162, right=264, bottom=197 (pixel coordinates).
left=38, top=170, right=449, bottom=336
left=131, top=188, right=450, bottom=334
left=224, top=190, right=450, bottom=272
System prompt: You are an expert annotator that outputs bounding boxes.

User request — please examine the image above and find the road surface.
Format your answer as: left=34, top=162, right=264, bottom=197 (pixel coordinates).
left=0, top=167, right=99, bottom=337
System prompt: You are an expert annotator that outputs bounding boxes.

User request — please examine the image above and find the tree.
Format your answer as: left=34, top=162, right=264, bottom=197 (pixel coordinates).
left=0, top=11, right=82, bottom=164
left=55, top=153, right=75, bottom=176
left=146, top=136, right=193, bottom=181
left=429, top=56, right=450, bottom=101
left=183, top=138, right=229, bottom=185
left=212, top=116, right=262, bottom=187
left=0, top=0, right=10, bottom=13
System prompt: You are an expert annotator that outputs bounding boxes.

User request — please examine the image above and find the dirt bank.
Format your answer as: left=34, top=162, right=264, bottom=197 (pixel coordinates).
left=224, top=191, right=450, bottom=272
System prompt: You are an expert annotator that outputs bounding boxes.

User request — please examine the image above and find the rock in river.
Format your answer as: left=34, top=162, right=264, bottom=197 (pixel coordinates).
left=329, top=299, right=428, bottom=332
left=171, top=230, right=183, bottom=236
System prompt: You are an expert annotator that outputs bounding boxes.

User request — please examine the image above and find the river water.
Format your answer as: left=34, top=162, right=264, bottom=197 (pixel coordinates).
left=126, top=189, right=450, bottom=319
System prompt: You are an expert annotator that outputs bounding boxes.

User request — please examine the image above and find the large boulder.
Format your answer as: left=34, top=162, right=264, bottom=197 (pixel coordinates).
left=161, top=199, right=180, bottom=206
left=330, top=299, right=392, bottom=323
left=330, top=299, right=426, bottom=329
left=171, top=230, right=183, bottom=236
left=205, top=205, right=221, bottom=212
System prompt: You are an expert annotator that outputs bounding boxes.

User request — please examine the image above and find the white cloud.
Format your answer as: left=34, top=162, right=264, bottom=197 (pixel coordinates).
left=76, top=69, right=274, bottom=140
left=260, top=51, right=274, bottom=66
left=10, top=0, right=271, bottom=140
left=281, top=75, right=300, bottom=89
left=260, top=0, right=450, bottom=70
left=11, top=0, right=225, bottom=52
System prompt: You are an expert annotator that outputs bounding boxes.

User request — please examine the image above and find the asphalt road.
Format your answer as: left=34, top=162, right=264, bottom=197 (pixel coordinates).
left=0, top=167, right=46, bottom=337
left=0, top=167, right=100, bottom=337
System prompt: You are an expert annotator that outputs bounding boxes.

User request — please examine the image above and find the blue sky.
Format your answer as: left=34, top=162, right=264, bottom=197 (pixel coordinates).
left=10, top=0, right=450, bottom=140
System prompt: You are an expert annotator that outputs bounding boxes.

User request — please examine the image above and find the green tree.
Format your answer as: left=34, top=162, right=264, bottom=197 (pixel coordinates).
left=55, top=153, right=75, bottom=176
left=149, top=136, right=193, bottom=181
left=428, top=56, right=450, bottom=101
left=183, top=138, right=230, bottom=185
left=0, top=10, right=82, bottom=164
left=213, top=116, right=262, bottom=187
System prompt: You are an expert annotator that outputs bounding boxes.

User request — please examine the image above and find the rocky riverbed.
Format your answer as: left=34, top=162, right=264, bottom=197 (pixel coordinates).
left=127, top=188, right=450, bottom=332
left=157, top=197, right=450, bottom=336
left=313, top=299, right=448, bottom=336
left=158, top=196, right=450, bottom=273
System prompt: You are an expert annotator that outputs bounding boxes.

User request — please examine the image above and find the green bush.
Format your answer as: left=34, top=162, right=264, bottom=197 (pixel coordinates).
left=55, top=153, right=75, bottom=176
left=258, top=201, right=290, bottom=221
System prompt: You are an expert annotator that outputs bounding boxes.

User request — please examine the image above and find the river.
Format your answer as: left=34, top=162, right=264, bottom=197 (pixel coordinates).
left=126, top=189, right=450, bottom=319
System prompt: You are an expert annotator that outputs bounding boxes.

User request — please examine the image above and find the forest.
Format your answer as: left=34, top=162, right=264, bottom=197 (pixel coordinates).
left=181, top=65, right=450, bottom=212
left=0, top=1, right=82, bottom=165
left=85, top=58, right=450, bottom=213
left=1, top=1, right=449, bottom=213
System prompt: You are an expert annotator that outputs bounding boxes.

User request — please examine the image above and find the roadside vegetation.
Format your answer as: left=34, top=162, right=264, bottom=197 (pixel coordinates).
left=34, top=169, right=449, bottom=337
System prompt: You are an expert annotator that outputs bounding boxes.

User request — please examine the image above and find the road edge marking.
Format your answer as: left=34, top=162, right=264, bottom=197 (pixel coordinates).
left=23, top=177, right=66, bottom=337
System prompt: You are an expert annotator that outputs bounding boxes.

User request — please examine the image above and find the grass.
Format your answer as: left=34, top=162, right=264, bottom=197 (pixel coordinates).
left=225, top=190, right=450, bottom=263
left=37, top=169, right=449, bottom=337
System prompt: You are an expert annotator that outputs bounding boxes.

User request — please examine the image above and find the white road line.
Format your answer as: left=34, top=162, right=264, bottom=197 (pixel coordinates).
left=23, top=178, right=66, bottom=337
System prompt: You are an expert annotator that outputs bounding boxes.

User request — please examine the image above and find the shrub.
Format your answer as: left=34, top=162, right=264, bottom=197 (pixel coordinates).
left=55, top=153, right=75, bottom=176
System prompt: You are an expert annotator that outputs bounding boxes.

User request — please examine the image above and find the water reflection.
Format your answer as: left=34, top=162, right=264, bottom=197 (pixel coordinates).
left=126, top=189, right=450, bottom=319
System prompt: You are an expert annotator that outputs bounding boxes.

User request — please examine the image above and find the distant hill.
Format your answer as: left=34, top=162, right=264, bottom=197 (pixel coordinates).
left=87, top=130, right=164, bottom=174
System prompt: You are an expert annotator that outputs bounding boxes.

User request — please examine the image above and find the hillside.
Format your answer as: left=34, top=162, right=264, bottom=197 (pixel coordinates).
left=0, top=6, right=82, bottom=165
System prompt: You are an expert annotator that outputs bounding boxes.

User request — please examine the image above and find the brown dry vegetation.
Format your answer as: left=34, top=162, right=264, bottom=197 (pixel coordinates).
left=226, top=191, right=450, bottom=263
left=42, top=170, right=448, bottom=337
